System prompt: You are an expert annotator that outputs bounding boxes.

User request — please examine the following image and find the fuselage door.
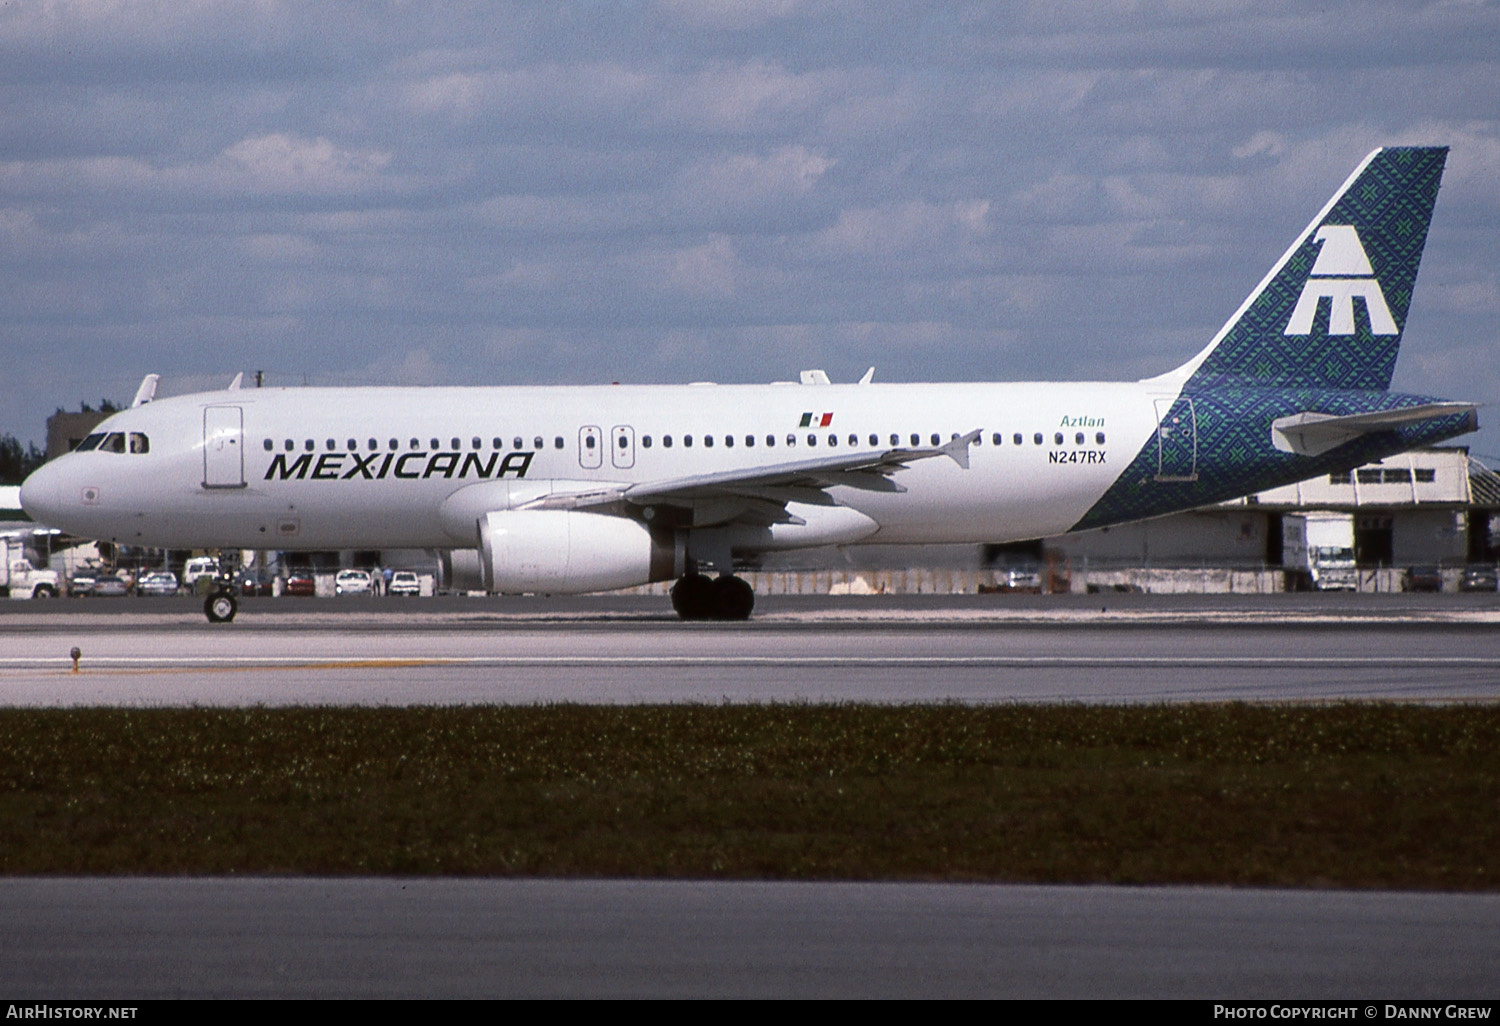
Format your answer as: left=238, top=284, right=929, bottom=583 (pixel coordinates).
left=611, top=425, right=636, bottom=470
left=579, top=425, right=603, bottom=469
left=203, top=405, right=246, bottom=489
left=1153, top=396, right=1198, bottom=482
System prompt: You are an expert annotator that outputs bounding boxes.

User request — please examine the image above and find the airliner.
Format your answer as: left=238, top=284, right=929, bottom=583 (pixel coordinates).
left=19, top=146, right=1477, bottom=622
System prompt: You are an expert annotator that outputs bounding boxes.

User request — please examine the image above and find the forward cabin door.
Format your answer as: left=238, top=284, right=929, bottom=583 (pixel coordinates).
left=579, top=425, right=603, bottom=469
left=202, top=406, right=245, bottom=488
left=1153, top=396, right=1198, bottom=482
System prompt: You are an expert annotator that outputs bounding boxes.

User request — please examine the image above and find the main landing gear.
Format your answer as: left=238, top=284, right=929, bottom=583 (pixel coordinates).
left=204, top=589, right=237, bottom=624
left=670, top=573, right=755, bottom=621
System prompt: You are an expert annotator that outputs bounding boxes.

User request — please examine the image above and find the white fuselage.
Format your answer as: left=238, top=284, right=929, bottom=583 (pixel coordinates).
left=20, top=381, right=1168, bottom=552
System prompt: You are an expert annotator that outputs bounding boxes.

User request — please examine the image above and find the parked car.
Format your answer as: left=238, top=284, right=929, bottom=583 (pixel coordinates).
left=69, top=569, right=98, bottom=596
left=1403, top=565, right=1444, bottom=593
left=92, top=574, right=131, bottom=597
left=236, top=569, right=275, bottom=597
left=388, top=571, right=421, bottom=597
left=334, top=569, right=374, bottom=595
left=1460, top=564, right=1499, bottom=592
left=136, top=571, right=179, bottom=596
left=282, top=572, right=316, bottom=597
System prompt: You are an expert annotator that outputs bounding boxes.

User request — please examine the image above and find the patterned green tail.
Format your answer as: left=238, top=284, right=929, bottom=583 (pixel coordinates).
left=1183, top=146, right=1446, bottom=392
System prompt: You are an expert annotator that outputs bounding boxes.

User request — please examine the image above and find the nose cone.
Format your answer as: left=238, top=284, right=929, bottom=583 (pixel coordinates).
left=19, top=459, right=68, bottom=527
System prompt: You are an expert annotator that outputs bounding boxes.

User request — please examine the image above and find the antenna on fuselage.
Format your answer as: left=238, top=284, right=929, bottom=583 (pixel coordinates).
left=130, top=374, right=159, bottom=408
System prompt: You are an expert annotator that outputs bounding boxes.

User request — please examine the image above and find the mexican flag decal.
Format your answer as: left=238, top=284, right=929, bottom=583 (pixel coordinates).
left=799, top=412, right=834, bottom=428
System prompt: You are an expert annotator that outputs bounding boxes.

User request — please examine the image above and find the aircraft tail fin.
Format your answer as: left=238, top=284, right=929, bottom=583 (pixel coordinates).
left=1159, top=146, right=1447, bottom=393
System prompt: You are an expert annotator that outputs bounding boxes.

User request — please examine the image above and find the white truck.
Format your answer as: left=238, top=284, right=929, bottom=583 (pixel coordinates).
left=0, top=536, right=61, bottom=599
left=1283, top=511, right=1358, bottom=591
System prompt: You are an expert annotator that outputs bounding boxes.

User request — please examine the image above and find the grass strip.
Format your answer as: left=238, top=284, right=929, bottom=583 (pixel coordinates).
left=1, top=703, right=1496, bottom=888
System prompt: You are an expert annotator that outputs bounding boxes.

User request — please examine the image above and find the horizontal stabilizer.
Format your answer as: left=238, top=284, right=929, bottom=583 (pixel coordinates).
left=1271, top=403, right=1477, bottom=457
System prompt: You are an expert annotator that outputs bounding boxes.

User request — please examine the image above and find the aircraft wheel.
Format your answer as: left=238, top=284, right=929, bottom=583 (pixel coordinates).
left=710, top=575, right=755, bottom=621
left=670, top=573, right=715, bottom=621
left=204, top=590, right=238, bottom=624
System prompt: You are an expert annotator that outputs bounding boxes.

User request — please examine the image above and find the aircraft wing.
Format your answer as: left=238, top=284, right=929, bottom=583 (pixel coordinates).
left=1271, top=403, right=1478, bottom=457
left=517, top=430, right=981, bottom=526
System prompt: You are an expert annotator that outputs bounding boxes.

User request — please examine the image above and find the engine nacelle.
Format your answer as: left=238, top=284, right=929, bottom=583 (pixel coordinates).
left=478, top=510, right=682, bottom=594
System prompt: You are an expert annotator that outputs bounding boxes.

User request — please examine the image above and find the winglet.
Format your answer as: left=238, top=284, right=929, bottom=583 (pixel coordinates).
left=130, top=374, right=159, bottom=408
left=227, top=372, right=243, bottom=391
left=858, top=367, right=875, bottom=385
left=940, top=429, right=982, bottom=470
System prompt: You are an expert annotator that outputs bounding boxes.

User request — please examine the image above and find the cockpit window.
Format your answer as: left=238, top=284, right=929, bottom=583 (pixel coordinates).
left=100, top=432, right=127, bottom=454
left=128, top=432, right=149, bottom=454
left=75, top=433, right=105, bottom=452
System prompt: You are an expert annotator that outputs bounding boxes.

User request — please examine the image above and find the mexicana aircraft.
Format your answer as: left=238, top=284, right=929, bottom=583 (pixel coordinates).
left=20, top=146, right=1476, bottom=622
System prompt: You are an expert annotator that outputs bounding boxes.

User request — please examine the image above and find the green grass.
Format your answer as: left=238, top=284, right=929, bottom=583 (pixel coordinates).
left=1, top=704, right=1497, bottom=887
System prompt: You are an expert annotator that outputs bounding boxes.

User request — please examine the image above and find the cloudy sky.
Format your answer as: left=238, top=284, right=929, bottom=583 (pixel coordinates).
left=3, top=1, right=1499, bottom=457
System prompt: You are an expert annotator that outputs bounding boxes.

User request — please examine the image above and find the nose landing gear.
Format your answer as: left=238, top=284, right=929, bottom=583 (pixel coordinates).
left=671, top=573, right=754, bottom=621
left=204, top=589, right=237, bottom=623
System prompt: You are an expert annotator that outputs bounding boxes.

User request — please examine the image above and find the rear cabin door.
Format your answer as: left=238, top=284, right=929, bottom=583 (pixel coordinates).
left=202, top=406, right=245, bottom=488
left=1153, top=396, right=1198, bottom=482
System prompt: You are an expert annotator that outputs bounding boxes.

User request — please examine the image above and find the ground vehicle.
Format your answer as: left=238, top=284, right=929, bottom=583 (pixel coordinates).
left=1460, top=565, right=1498, bottom=592
left=334, top=569, right=374, bottom=595
left=388, top=571, right=421, bottom=596
left=0, top=537, right=61, bottom=598
left=236, top=569, right=274, bottom=596
left=1283, top=512, right=1357, bottom=591
left=69, top=568, right=98, bottom=596
left=283, top=572, right=316, bottom=597
left=136, top=571, right=179, bottom=596
left=183, top=556, right=221, bottom=592
left=93, top=574, right=131, bottom=596
left=1404, top=565, right=1444, bottom=592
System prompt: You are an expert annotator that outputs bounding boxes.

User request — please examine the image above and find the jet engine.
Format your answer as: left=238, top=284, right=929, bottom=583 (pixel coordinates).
left=478, top=510, right=682, bottom=594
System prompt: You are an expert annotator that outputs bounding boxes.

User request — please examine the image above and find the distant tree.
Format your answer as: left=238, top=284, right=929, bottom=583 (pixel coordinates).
left=0, top=435, right=45, bottom=485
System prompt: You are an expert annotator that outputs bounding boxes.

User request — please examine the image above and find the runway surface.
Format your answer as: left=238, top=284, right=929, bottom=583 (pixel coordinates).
left=3, top=878, right=1497, bottom=999
left=2, top=594, right=1498, bottom=705
left=5, top=595, right=1497, bottom=998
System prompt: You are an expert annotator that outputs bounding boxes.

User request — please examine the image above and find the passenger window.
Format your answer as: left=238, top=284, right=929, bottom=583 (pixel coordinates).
left=891, top=434, right=899, bottom=447
left=585, top=436, right=596, bottom=450
left=807, top=434, right=817, bottom=446
left=1033, top=433, right=1043, bottom=445
left=685, top=435, right=694, bottom=447
left=643, top=436, right=653, bottom=448
left=724, top=436, right=733, bottom=448
left=930, top=433, right=940, bottom=446
left=992, top=433, right=1002, bottom=446
left=745, top=435, right=754, bottom=448
left=410, top=438, right=420, bottom=450
left=390, top=439, right=399, bottom=450
left=766, top=435, right=776, bottom=447
left=618, top=436, right=628, bottom=449
left=828, top=434, right=837, bottom=447
left=910, top=434, right=920, bottom=446
left=369, top=439, right=378, bottom=451
left=430, top=438, right=440, bottom=450
left=263, top=439, right=273, bottom=451
left=851, top=434, right=860, bottom=447
left=347, top=439, right=357, bottom=451
left=1054, top=433, right=1064, bottom=445
left=472, top=437, right=481, bottom=450
left=451, top=437, right=460, bottom=450
left=305, top=440, right=315, bottom=452
left=1075, top=432, right=1084, bottom=445
left=664, top=435, right=673, bottom=448
left=327, top=439, right=337, bottom=451
left=1096, top=432, right=1106, bottom=445
left=704, top=435, right=714, bottom=448
left=786, top=434, right=796, bottom=447
left=1014, top=433, right=1023, bottom=446
left=285, top=439, right=295, bottom=452
left=532, top=436, right=542, bottom=449
left=513, top=437, right=523, bottom=449
left=554, top=437, right=564, bottom=449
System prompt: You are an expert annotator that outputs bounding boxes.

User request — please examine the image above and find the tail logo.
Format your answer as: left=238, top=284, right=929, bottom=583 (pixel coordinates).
left=1283, top=225, right=1398, bottom=337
